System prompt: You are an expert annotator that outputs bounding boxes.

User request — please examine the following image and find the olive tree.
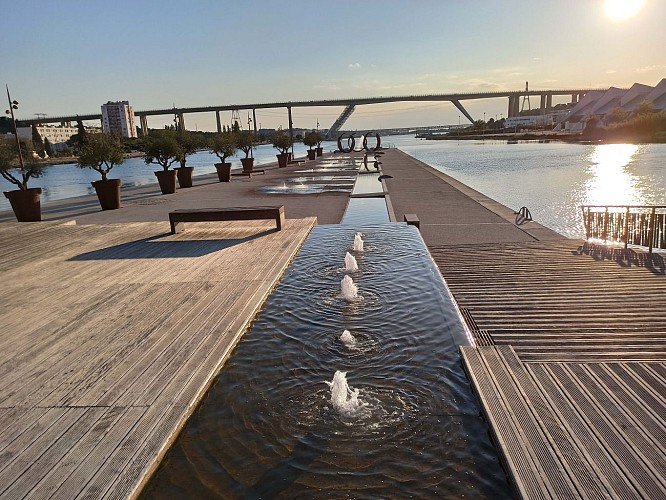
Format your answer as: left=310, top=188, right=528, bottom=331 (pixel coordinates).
left=77, top=133, right=125, bottom=181
left=0, top=137, right=43, bottom=190
left=143, top=130, right=183, bottom=171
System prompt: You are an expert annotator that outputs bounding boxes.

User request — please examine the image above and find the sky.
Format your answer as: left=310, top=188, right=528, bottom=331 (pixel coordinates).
left=3, top=0, right=665, bottom=132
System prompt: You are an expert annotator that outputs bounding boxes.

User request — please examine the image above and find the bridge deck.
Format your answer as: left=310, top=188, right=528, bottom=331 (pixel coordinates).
left=0, top=218, right=315, bottom=499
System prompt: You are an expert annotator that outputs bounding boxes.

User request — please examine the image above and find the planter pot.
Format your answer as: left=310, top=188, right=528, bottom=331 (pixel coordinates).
left=241, top=157, right=255, bottom=173
left=91, top=179, right=122, bottom=210
left=154, top=170, right=177, bottom=195
left=215, top=162, right=232, bottom=182
left=316, top=147, right=323, bottom=157
left=276, top=153, right=288, bottom=168
left=307, top=149, right=316, bottom=160
left=3, top=188, right=42, bottom=222
left=175, top=166, right=194, bottom=188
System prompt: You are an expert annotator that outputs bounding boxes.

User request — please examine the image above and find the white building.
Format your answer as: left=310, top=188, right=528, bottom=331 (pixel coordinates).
left=16, top=124, right=80, bottom=153
left=503, top=115, right=554, bottom=130
left=101, top=101, right=137, bottom=138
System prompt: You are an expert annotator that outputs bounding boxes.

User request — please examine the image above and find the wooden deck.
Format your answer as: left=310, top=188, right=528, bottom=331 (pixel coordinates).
left=0, top=217, right=316, bottom=499
left=431, top=239, right=666, bottom=362
left=431, top=239, right=666, bottom=499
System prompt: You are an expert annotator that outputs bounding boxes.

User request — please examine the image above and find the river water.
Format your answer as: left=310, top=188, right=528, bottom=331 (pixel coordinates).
left=391, top=136, right=666, bottom=238
left=2, top=136, right=665, bottom=239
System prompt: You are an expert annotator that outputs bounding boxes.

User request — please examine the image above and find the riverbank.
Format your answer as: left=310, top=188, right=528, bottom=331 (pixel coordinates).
left=421, top=131, right=578, bottom=142
left=34, top=151, right=144, bottom=166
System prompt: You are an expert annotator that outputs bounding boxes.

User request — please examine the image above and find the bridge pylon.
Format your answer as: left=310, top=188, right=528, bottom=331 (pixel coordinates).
left=325, top=104, right=356, bottom=140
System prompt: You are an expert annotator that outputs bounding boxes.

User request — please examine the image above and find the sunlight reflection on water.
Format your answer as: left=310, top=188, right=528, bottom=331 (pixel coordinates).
left=584, top=144, right=644, bottom=205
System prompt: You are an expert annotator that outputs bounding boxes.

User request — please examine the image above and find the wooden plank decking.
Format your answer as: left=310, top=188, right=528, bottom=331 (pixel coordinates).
left=431, top=239, right=665, bottom=499
left=462, top=345, right=666, bottom=499
left=0, top=218, right=316, bottom=499
left=432, top=239, right=666, bottom=362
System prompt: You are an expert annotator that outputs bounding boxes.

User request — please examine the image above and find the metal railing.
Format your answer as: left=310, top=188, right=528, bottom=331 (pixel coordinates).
left=581, top=205, right=666, bottom=253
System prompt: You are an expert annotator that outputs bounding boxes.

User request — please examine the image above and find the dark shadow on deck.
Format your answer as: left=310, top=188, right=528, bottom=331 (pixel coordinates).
left=574, top=242, right=666, bottom=275
left=68, top=230, right=276, bottom=260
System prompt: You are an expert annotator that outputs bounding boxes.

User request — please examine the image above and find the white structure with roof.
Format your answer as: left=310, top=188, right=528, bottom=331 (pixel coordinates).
left=559, top=79, right=666, bottom=132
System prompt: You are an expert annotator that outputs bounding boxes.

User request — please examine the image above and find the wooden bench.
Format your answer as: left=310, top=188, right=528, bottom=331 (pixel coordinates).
left=169, top=206, right=285, bottom=234
left=404, top=213, right=420, bottom=229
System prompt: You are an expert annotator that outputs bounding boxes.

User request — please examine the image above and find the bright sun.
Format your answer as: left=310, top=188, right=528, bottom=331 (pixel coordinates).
left=604, top=0, right=646, bottom=21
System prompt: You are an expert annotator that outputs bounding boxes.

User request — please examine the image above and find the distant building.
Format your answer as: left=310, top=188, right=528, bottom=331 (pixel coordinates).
left=558, top=79, right=666, bottom=132
left=101, top=101, right=137, bottom=138
left=16, top=124, right=78, bottom=153
left=504, top=115, right=554, bottom=130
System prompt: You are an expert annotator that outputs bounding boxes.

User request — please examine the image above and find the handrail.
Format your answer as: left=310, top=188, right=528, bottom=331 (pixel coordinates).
left=581, top=205, right=666, bottom=253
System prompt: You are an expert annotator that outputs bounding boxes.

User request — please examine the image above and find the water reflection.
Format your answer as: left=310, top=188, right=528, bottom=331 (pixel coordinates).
left=584, top=144, right=643, bottom=205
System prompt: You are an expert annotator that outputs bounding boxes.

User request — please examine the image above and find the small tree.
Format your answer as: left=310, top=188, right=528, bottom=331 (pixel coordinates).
left=271, top=127, right=292, bottom=154
left=175, top=130, right=203, bottom=169
left=0, top=137, right=43, bottom=190
left=143, top=130, right=183, bottom=171
left=77, top=133, right=125, bottom=181
left=210, top=130, right=237, bottom=163
left=635, top=100, right=656, bottom=116
left=302, top=131, right=318, bottom=150
left=606, top=106, right=630, bottom=125
left=236, top=130, right=254, bottom=158
left=312, top=130, right=324, bottom=147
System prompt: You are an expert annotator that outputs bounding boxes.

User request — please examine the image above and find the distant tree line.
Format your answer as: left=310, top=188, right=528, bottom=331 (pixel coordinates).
left=583, top=100, right=666, bottom=142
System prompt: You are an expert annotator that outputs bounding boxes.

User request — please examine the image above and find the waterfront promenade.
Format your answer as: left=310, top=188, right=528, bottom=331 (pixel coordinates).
left=382, top=149, right=666, bottom=499
left=0, top=155, right=352, bottom=498
left=0, top=149, right=664, bottom=498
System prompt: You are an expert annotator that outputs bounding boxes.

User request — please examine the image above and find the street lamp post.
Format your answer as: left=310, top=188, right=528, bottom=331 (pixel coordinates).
left=5, top=85, right=25, bottom=170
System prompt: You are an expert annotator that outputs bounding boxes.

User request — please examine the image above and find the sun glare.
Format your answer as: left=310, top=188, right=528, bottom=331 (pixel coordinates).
left=604, top=0, right=646, bottom=21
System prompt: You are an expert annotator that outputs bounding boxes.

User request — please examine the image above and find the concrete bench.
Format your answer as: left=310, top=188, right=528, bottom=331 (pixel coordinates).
left=404, top=213, right=420, bottom=229
left=169, top=206, right=285, bottom=234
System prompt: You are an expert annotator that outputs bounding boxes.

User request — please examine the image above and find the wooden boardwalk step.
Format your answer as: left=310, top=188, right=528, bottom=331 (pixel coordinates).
left=461, top=345, right=666, bottom=499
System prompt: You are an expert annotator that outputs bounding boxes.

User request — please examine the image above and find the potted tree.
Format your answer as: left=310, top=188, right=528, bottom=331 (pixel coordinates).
left=303, top=131, right=318, bottom=160
left=236, top=130, right=255, bottom=173
left=314, top=131, right=324, bottom=157
left=77, top=133, right=125, bottom=210
left=271, top=127, right=292, bottom=168
left=1, top=137, right=44, bottom=222
left=209, top=130, right=237, bottom=182
left=143, top=130, right=183, bottom=194
left=174, top=130, right=202, bottom=188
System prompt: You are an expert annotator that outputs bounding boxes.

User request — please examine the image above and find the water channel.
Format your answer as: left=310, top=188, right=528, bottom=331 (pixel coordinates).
left=143, top=220, right=511, bottom=498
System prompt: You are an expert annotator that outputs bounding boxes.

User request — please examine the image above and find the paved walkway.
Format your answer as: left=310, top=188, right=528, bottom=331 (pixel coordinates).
left=0, top=154, right=357, bottom=226
left=380, top=148, right=564, bottom=246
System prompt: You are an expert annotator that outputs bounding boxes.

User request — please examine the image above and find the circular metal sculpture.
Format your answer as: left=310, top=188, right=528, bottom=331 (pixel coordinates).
left=362, top=131, right=382, bottom=152
left=337, top=133, right=356, bottom=153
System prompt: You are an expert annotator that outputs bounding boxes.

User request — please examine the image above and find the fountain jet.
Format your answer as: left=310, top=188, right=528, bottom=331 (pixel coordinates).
left=340, top=275, right=358, bottom=301
left=340, top=329, right=357, bottom=347
left=353, top=232, right=364, bottom=252
left=344, top=252, right=358, bottom=273
left=325, top=370, right=363, bottom=415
